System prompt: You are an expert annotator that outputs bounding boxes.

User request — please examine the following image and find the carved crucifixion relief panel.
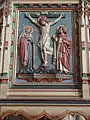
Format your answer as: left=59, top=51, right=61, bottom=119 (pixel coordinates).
left=9, top=3, right=81, bottom=86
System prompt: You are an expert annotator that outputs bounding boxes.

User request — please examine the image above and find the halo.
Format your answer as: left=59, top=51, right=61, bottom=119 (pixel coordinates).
left=24, top=26, right=33, bottom=33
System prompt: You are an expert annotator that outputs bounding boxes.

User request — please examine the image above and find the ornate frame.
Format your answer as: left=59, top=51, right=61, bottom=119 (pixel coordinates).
left=8, top=3, right=82, bottom=97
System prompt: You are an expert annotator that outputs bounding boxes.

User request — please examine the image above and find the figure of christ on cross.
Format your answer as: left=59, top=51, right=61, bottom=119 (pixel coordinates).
left=25, top=13, right=65, bottom=68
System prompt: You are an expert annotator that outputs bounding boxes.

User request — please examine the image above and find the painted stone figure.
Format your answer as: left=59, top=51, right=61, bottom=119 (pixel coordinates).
left=53, top=25, right=72, bottom=73
left=25, top=13, right=64, bottom=68
left=18, top=26, right=33, bottom=73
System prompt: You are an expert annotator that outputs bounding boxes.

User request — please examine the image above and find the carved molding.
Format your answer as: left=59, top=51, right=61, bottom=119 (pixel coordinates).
left=77, top=3, right=83, bottom=17
left=3, top=0, right=11, bottom=17
left=82, top=41, right=90, bottom=49
left=87, top=8, right=90, bottom=17
left=83, top=1, right=90, bottom=17
left=0, top=0, right=5, bottom=9
left=16, top=73, right=73, bottom=83
left=1, top=110, right=87, bottom=120
left=0, top=41, right=8, bottom=48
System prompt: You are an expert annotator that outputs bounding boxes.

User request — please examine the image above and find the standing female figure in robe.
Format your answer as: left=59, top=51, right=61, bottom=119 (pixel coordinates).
left=18, top=26, right=33, bottom=73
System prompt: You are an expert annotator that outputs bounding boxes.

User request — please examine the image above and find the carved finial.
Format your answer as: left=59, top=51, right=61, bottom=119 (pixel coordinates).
left=3, top=0, right=11, bottom=17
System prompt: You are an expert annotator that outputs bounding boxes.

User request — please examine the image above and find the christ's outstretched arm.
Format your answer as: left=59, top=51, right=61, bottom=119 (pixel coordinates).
left=25, top=13, right=40, bottom=27
left=50, top=13, right=65, bottom=25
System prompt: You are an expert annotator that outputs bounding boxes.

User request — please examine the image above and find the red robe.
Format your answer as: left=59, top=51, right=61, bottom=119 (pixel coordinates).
left=19, top=35, right=29, bottom=69
left=54, top=34, right=72, bottom=71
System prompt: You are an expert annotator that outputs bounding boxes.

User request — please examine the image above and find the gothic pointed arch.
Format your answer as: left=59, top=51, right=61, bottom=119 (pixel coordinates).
left=1, top=110, right=88, bottom=120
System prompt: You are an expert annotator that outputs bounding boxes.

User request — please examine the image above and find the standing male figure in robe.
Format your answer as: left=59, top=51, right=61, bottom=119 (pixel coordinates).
left=25, top=13, right=64, bottom=68
left=53, top=25, right=72, bottom=73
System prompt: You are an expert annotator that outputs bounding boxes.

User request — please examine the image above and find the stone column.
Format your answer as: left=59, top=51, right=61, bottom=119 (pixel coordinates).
left=80, top=0, right=90, bottom=99
left=0, top=11, right=6, bottom=74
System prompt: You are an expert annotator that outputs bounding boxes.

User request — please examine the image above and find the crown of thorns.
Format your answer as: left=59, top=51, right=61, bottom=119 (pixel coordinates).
left=38, top=15, right=48, bottom=23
